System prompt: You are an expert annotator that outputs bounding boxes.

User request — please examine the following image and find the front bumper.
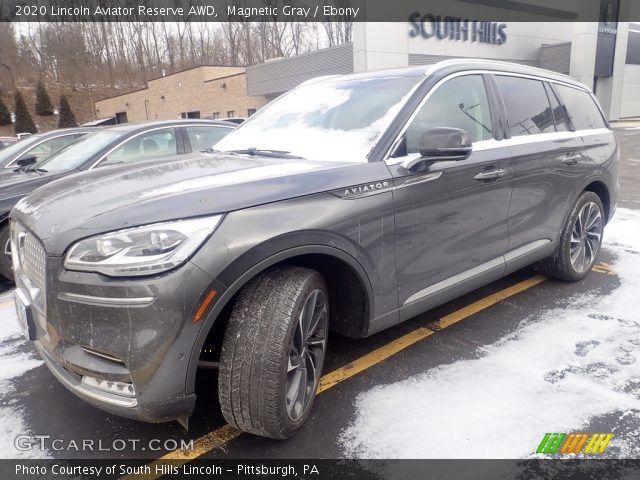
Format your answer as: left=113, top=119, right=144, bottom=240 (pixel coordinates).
left=16, top=250, right=219, bottom=423
left=35, top=341, right=196, bottom=422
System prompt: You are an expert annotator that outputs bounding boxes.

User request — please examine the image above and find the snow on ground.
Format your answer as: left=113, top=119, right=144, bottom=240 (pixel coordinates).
left=0, top=290, right=48, bottom=459
left=341, top=208, right=640, bottom=459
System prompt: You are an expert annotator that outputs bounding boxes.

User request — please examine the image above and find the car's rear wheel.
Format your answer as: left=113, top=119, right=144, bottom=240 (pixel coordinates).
left=539, top=191, right=604, bottom=282
left=0, top=223, right=13, bottom=282
left=218, top=266, right=328, bottom=439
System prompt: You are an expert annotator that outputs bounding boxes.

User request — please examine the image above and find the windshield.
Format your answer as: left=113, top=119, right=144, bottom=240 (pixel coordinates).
left=0, top=135, right=43, bottom=167
left=214, top=76, right=421, bottom=162
left=37, top=130, right=122, bottom=172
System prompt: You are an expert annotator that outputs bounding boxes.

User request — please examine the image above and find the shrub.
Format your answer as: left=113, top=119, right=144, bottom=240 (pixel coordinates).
left=14, top=91, right=37, bottom=134
left=58, top=95, right=78, bottom=128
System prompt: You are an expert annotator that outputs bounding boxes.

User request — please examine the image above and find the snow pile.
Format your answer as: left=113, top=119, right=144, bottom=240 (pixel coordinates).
left=0, top=291, right=47, bottom=459
left=341, top=208, right=640, bottom=459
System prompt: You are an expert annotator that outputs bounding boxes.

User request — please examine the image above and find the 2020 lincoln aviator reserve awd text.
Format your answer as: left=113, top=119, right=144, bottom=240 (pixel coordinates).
left=10, top=60, right=618, bottom=439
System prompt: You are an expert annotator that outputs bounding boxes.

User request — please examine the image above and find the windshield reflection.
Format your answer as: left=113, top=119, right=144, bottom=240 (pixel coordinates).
left=214, top=76, right=421, bottom=162
left=37, top=130, right=122, bottom=172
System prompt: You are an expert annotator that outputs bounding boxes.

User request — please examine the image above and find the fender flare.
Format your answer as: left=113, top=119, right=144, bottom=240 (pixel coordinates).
left=185, top=244, right=375, bottom=394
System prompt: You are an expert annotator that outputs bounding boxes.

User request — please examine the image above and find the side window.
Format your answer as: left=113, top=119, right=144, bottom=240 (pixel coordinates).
left=401, top=75, right=493, bottom=155
left=186, top=126, right=231, bottom=151
left=19, top=134, right=81, bottom=162
left=544, top=83, right=570, bottom=132
left=555, top=85, right=607, bottom=130
left=102, top=128, right=177, bottom=166
left=496, top=76, right=555, bottom=136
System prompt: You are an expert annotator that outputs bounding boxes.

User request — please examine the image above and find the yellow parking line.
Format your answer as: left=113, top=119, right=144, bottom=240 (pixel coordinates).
left=121, top=273, right=548, bottom=479
left=431, top=274, right=547, bottom=330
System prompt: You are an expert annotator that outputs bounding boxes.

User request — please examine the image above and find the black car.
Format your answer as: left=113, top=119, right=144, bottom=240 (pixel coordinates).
left=0, top=127, right=97, bottom=169
left=0, top=119, right=234, bottom=280
left=10, top=60, right=618, bottom=439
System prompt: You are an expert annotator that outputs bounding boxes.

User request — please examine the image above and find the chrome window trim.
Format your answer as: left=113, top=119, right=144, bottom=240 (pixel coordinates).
left=88, top=124, right=233, bottom=170
left=384, top=69, right=598, bottom=163
left=475, top=127, right=611, bottom=150
left=4, top=131, right=94, bottom=168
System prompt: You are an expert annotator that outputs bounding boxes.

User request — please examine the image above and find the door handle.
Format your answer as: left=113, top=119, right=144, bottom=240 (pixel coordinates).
left=561, top=154, right=581, bottom=166
left=474, top=169, right=506, bottom=181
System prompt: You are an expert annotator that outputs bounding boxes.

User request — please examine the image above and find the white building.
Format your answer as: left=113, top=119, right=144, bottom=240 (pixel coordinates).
left=247, top=4, right=640, bottom=121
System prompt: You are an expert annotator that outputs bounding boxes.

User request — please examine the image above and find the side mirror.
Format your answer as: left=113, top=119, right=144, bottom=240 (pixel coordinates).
left=16, top=155, right=37, bottom=167
left=403, top=127, right=473, bottom=171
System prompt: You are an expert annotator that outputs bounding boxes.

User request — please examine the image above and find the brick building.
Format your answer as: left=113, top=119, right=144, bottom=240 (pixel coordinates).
left=95, top=65, right=268, bottom=123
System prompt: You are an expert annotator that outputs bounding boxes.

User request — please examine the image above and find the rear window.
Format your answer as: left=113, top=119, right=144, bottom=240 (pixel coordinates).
left=555, top=85, right=607, bottom=131
left=496, top=76, right=555, bottom=136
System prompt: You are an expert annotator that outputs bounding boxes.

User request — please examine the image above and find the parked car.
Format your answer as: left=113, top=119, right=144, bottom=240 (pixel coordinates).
left=0, top=137, right=18, bottom=150
left=0, top=128, right=96, bottom=169
left=221, top=117, right=246, bottom=125
left=0, top=119, right=234, bottom=281
left=10, top=60, right=617, bottom=438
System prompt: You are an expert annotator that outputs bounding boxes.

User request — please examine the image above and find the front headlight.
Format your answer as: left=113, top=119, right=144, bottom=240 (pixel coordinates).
left=64, top=215, right=222, bottom=277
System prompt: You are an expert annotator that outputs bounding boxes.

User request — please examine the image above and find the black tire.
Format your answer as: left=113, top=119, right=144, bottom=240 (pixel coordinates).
left=539, top=191, right=605, bottom=282
left=0, top=223, right=13, bottom=282
left=218, top=266, right=329, bottom=439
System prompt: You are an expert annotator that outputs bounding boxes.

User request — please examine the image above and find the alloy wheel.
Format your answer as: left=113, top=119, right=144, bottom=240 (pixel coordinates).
left=570, top=201, right=603, bottom=274
left=286, top=289, right=328, bottom=422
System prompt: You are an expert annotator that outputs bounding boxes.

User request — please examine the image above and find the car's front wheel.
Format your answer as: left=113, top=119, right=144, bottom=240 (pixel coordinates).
left=218, top=266, right=329, bottom=439
left=539, top=191, right=605, bottom=282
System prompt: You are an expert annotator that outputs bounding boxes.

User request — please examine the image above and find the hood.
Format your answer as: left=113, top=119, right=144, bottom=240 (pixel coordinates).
left=0, top=170, right=65, bottom=219
left=12, top=153, right=390, bottom=254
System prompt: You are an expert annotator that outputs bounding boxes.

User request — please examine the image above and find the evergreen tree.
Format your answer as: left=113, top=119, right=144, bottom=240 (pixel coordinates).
left=0, top=96, right=11, bottom=126
left=57, top=95, right=77, bottom=128
left=35, top=79, right=54, bottom=115
left=14, top=91, right=37, bottom=134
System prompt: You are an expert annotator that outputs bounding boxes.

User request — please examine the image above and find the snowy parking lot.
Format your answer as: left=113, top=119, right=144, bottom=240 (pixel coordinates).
left=341, top=208, right=640, bottom=459
left=0, top=127, right=638, bottom=462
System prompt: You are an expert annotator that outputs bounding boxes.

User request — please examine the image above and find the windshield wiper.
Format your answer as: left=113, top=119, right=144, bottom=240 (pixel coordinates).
left=222, top=148, right=303, bottom=159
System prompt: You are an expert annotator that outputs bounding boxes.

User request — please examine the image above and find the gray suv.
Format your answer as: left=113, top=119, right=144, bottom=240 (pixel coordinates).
left=10, top=60, right=618, bottom=439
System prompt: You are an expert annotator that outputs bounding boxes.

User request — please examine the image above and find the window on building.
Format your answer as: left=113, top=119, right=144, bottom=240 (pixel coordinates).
left=626, top=28, right=640, bottom=65
left=101, top=128, right=178, bottom=167
left=496, top=76, right=555, bottom=136
left=186, top=126, right=232, bottom=151
left=555, top=84, right=607, bottom=130
left=181, top=111, right=201, bottom=119
left=227, top=111, right=235, bottom=118
left=544, top=82, right=570, bottom=132
left=115, top=112, right=128, bottom=124
left=247, top=108, right=256, bottom=117
left=211, top=112, right=220, bottom=119
left=398, top=75, right=493, bottom=156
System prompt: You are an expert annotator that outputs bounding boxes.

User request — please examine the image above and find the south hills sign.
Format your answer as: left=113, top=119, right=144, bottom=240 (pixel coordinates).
left=409, top=13, right=507, bottom=45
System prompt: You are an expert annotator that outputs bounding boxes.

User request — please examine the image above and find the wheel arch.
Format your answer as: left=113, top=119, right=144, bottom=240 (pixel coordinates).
left=583, top=180, right=611, bottom=223
left=185, top=244, right=375, bottom=394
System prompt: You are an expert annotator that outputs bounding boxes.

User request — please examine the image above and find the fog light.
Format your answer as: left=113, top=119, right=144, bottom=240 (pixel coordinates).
left=81, top=376, right=136, bottom=398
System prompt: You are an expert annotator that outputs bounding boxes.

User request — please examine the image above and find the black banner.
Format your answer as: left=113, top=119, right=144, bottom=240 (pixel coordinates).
left=3, top=459, right=640, bottom=480
left=1, top=0, right=640, bottom=23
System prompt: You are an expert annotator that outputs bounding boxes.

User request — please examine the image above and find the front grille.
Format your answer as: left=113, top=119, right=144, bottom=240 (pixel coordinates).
left=22, top=232, right=46, bottom=292
left=11, top=221, right=47, bottom=315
